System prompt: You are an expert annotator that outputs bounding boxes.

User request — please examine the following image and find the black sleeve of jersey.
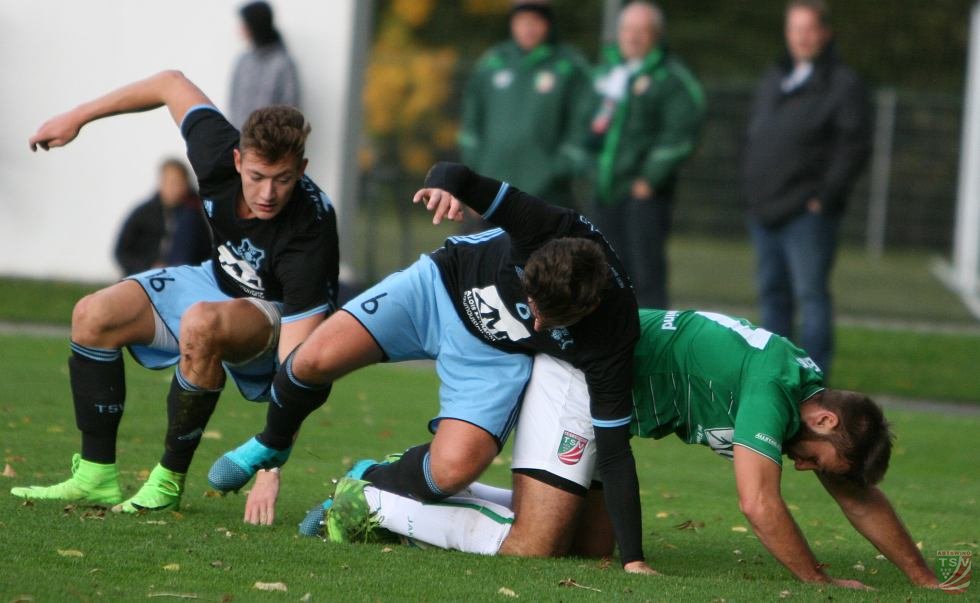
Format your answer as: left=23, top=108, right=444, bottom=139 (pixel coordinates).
left=594, top=424, right=645, bottom=565
left=180, top=107, right=240, bottom=188
left=423, top=162, right=575, bottom=258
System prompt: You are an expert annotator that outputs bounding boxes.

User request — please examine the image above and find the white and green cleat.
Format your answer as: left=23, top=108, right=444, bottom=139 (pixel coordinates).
left=10, top=453, right=122, bottom=505
left=112, top=464, right=184, bottom=513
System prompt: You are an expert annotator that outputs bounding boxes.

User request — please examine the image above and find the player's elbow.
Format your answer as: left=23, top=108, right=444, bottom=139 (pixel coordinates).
left=738, top=493, right=776, bottom=525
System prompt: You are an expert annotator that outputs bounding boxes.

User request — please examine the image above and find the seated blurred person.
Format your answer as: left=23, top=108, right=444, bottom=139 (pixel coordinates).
left=114, top=158, right=210, bottom=276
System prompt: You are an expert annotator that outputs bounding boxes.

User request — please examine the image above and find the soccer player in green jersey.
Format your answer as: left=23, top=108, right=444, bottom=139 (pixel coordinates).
left=318, top=309, right=939, bottom=589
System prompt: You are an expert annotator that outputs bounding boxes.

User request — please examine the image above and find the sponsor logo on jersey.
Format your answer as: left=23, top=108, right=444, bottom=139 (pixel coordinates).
left=754, top=432, right=779, bottom=449
left=661, top=310, right=680, bottom=330
left=535, top=70, right=556, bottom=93
left=493, top=69, right=514, bottom=89
left=461, top=285, right=531, bottom=342
left=557, top=430, right=589, bottom=465
left=218, top=238, right=266, bottom=294
left=796, top=356, right=822, bottom=372
left=703, top=427, right=734, bottom=459
left=936, top=550, right=972, bottom=593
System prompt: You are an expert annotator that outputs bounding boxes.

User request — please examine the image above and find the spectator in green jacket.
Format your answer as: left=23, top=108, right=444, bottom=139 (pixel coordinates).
left=458, top=0, right=592, bottom=216
left=589, top=1, right=705, bottom=308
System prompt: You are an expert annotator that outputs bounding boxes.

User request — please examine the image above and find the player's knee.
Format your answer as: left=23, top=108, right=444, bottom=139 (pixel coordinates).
left=500, top=523, right=566, bottom=558
left=179, top=302, right=223, bottom=356
left=428, top=451, right=493, bottom=494
left=70, top=293, right=114, bottom=344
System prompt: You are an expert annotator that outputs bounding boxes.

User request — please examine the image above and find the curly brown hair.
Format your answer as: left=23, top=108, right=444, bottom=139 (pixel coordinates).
left=522, top=238, right=610, bottom=327
left=240, top=105, right=311, bottom=164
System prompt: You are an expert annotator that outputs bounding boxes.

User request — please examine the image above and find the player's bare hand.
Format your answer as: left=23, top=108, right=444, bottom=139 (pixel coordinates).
left=831, top=578, right=874, bottom=590
left=624, top=560, right=661, bottom=575
left=243, top=468, right=280, bottom=525
left=29, top=110, right=83, bottom=152
left=413, top=187, right=465, bottom=225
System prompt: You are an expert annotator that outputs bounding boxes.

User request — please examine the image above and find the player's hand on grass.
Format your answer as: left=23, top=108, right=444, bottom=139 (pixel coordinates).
left=413, top=187, right=464, bottom=225
left=244, top=468, right=280, bottom=525
left=830, top=578, right=874, bottom=590
left=624, top=560, right=661, bottom=576
left=29, top=110, right=83, bottom=151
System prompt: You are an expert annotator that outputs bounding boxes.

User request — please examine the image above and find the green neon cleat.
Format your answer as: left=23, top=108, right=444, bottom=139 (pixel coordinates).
left=112, top=464, right=184, bottom=513
left=325, top=477, right=380, bottom=544
left=10, top=453, right=122, bottom=505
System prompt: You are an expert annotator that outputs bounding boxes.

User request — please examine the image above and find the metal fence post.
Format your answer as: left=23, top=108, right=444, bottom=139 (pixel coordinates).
left=866, top=87, right=897, bottom=258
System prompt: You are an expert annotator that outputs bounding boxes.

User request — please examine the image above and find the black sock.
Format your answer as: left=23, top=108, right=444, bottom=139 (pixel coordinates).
left=69, top=343, right=125, bottom=464
left=258, top=349, right=331, bottom=450
left=160, top=369, right=221, bottom=474
left=364, top=443, right=449, bottom=502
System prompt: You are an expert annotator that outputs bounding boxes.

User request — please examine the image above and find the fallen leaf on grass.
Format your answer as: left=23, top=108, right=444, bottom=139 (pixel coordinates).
left=497, top=587, right=518, bottom=597
left=3, top=463, right=17, bottom=477
left=253, top=582, right=287, bottom=592
left=778, top=589, right=792, bottom=598
left=674, top=520, right=705, bottom=530
left=147, top=593, right=199, bottom=599
left=202, top=430, right=222, bottom=440
left=163, top=563, right=180, bottom=571
left=381, top=546, right=394, bottom=553
left=852, top=562, right=865, bottom=572
left=655, top=511, right=670, bottom=519
left=57, top=549, right=84, bottom=557
left=203, top=490, right=223, bottom=498
left=300, top=594, right=312, bottom=603
left=144, top=520, right=167, bottom=525
left=731, top=526, right=748, bottom=533
left=210, top=560, right=225, bottom=569
left=558, top=578, right=601, bottom=592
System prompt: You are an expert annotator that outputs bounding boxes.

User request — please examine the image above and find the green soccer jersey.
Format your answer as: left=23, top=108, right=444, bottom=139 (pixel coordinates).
left=630, top=309, right=825, bottom=465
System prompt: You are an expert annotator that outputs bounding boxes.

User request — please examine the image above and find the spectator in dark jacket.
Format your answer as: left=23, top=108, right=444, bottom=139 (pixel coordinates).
left=741, top=0, right=870, bottom=379
left=114, top=158, right=210, bottom=276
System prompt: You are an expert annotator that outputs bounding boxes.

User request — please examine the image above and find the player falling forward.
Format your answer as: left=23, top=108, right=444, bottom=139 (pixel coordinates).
left=319, top=309, right=939, bottom=589
left=208, top=162, right=656, bottom=572
left=11, top=71, right=339, bottom=524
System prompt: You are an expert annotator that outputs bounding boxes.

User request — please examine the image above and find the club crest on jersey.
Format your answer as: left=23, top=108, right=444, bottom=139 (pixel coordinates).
left=535, top=70, right=556, bottom=93
left=493, top=69, right=514, bottom=89
left=462, top=285, right=531, bottom=342
left=549, top=326, right=574, bottom=350
left=203, top=199, right=215, bottom=217
left=557, top=430, right=589, bottom=465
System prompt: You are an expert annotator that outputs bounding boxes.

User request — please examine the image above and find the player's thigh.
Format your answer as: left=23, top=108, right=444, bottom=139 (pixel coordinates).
left=180, top=298, right=275, bottom=363
left=498, top=472, right=586, bottom=558
left=428, top=418, right=499, bottom=492
left=291, top=310, right=384, bottom=381
left=71, top=280, right=155, bottom=347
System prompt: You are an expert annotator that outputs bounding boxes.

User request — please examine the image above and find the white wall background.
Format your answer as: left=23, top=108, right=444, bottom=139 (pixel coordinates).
left=0, top=1, right=358, bottom=282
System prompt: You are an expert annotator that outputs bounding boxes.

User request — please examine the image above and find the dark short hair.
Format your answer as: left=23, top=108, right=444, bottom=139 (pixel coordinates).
left=820, top=389, right=893, bottom=486
left=523, top=238, right=609, bottom=326
left=240, top=105, right=311, bottom=164
left=786, top=0, right=831, bottom=26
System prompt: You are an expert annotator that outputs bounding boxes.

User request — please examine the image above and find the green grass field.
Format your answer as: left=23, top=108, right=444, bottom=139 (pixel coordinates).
left=1, top=334, right=976, bottom=601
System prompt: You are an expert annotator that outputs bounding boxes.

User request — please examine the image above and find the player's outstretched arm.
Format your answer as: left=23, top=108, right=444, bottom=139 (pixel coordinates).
left=733, top=447, right=871, bottom=589
left=29, top=70, right=212, bottom=152
left=816, top=473, right=939, bottom=588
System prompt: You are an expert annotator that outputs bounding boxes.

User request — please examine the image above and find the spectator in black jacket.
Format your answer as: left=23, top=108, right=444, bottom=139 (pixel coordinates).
left=741, top=0, right=870, bottom=379
left=114, top=158, right=210, bottom=275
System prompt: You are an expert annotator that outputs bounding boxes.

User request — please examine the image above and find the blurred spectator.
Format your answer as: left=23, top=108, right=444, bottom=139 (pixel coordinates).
left=741, top=0, right=870, bottom=378
left=458, top=0, right=592, bottom=215
left=114, top=158, right=209, bottom=276
left=588, top=1, right=705, bottom=309
left=229, top=1, right=301, bottom=129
